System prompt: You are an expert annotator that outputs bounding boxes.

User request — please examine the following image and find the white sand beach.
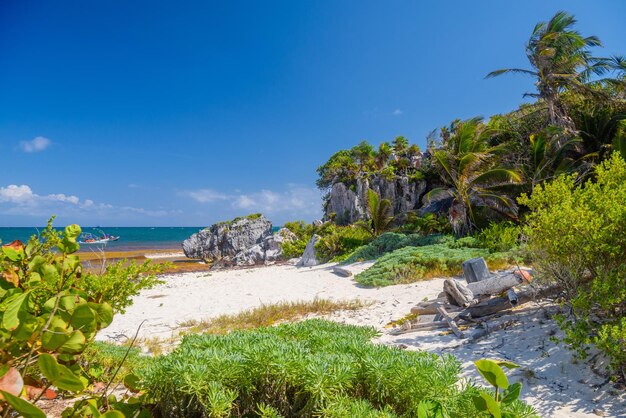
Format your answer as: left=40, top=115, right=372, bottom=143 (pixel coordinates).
left=99, top=263, right=626, bottom=418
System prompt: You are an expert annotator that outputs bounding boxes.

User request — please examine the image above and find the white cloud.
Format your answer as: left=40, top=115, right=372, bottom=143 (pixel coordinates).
left=0, top=185, right=35, bottom=203
left=392, top=109, right=403, bottom=116
left=0, top=184, right=173, bottom=221
left=182, top=189, right=229, bottom=203
left=183, top=185, right=322, bottom=220
left=19, top=136, right=51, bottom=153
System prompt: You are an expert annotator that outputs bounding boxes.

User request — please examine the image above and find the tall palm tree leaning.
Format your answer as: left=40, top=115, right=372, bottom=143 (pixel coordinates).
left=487, top=11, right=609, bottom=132
left=426, top=117, right=522, bottom=236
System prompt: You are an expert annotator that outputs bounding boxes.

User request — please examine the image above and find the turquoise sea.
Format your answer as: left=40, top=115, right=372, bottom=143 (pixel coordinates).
left=0, top=227, right=203, bottom=251
left=0, top=226, right=283, bottom=251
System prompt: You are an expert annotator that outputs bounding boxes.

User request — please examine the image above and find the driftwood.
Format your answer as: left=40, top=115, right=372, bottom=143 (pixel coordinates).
left=444, top=270, right=531, bottom=307
left=388, top=320, right=449, bottom=335
left=466, top=271, right=530, bottom=296
left=410, top=298, right=462, bottom=315
left=443, top=279, right=475, bottom=307
left=459, top=285, right=560, bottom=319
left=437, top=305, right=465, bottom=339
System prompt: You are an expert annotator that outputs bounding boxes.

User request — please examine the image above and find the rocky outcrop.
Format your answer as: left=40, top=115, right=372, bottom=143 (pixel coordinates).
left=296, top=234, right=320, bottom=267
left=182, top=215, right=295, bottom=267
left=324, top=175, right=427, bottom=225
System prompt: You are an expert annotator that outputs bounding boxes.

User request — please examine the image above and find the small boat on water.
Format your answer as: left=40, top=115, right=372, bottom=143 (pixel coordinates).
left=78, top=229, right=120, bottom=244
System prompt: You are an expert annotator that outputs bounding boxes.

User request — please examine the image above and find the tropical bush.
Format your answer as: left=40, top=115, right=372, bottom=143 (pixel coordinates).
left=314, top=224, right=372, bottom=262
left=520, top=153, right=626, bottom=375
left=354, top=244, right=515, bottom=287
left=343, top=233, right=452, bottom=264
left=137, top=319, right=537, bottom=418
left=80, top=341, right=149, bottom=384
left=0, top=219, right=160, bottom=417
left=478, top=222, right=521, bottom=253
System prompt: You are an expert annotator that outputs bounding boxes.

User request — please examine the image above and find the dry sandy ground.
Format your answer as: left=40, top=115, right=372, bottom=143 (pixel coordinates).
left=98, top=263, right=625, bottom=418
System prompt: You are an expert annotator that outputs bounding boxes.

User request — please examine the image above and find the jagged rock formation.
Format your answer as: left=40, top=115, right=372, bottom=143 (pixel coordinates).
left=324, top=175, right=428, bottom=225
left=182, top=215, right=295, bottom=267
left=296, top=234, right=320, bottom=267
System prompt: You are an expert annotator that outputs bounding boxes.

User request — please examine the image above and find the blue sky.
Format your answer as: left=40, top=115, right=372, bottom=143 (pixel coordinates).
left=1, top=1, right=625, bottom=226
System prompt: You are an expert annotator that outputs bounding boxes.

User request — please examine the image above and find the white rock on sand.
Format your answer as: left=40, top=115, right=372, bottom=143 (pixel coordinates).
left=98, top=263, right=625, bottom=418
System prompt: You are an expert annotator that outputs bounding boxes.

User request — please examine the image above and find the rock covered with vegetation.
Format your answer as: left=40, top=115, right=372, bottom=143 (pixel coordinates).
left=319, top=138, right=429, bottom=225
left=183, top=214, right=295, bottom=267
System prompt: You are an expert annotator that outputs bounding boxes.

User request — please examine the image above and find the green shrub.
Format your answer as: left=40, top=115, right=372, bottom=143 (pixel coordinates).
left=519, top=153, right=626, bottom=374
left=0, top=219, right=159, bottom=417
left=137, top=319, right=536, bottom=418
left=80, top=341, right=150, bottom=384
left=343, top=233, right=452, bottom=263
left=355, top=245, right=515, bottom=287
left=315, top=224, right=372, bottom=262
left=478, top=222, right=521, bottom=253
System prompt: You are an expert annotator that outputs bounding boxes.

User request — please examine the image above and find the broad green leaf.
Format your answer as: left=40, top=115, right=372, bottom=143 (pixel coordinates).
left=63, top=255, right=81, bottom=272
left=38, top=353, right=86, bottom=392
left=70, top=304, right=97, bottom=333
left=89, top=302, right=114, bottom=328
left=28, top=255, right=46, bottom=271
left=502, top=382, right=522, bottom=405
left=495, top=360, right=520, bottom=370
left=59, top=330, right=86, bottom=354
left=417, top=399, right=447, bottom=418
left=102, top=411, right=125, bottom=418
left=0, top=390, right=46, bottom=418
left=124, top=373, right=141, bottom=391
left=64, top=224, right=82, bottom=240
left=2, top=246, right=21, bottom=261
left=42, top=327, right=68, bottom=350
left=476, top=391, right=501, bottom=418
left=42, top=264, right=59, bottom=284
left=12, top=314, right=39, bottom=341
left=2, top=291, right=28, bottom=331
left=475, top=359, right=509, bottom=389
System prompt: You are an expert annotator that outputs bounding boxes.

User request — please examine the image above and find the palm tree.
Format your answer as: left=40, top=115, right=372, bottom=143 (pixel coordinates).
left=375, top=142, right=393, bottom=169
left=487, top=11, right=609, bottom=131
left=427, top=117, right=522, bottom=236
left=367, top=189, right=393, bottom=236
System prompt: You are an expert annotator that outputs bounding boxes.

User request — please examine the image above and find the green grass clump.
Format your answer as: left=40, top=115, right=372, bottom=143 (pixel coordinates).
left=138, top=320, right=536, bottom=418
left=80, top=341, right=150, bottom=383
left=343, top=233, right=452, bottom=263
left=355, top=244, right=515, bottom=287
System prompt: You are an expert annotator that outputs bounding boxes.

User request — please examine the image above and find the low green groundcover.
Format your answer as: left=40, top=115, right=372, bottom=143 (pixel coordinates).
left=137, top=320, right=537, bottom=417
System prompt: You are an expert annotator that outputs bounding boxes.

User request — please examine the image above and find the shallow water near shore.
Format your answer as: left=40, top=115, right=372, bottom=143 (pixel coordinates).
left=0, top=226, right=203, bottom=251
left=0, top=226, right=283, bottom=251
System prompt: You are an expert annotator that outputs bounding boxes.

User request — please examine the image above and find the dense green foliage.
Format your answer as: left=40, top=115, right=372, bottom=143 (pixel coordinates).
left=343, top=232, right=451, bottom=264
left=80, top=341, right=149, bottom=384
left=520, top=153, right=626, bottom=374
left=354, top=243, right=515, bottom=287
left=138, top=320, right=537, bottom=418
left=427, top=117, right=522, bottom=236
left=477, top=222, right=521, bottom=253
left=314, top=224, right=373, bottom=262
left=316, top=138, right=423, bottom=190
left=0, top=219, right=160, bottom=417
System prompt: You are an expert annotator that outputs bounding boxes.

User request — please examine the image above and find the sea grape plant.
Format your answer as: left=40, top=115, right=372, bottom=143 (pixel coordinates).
left=0, top=219, right=158, bottom=417
left=473, top=359, right=523, bottom=418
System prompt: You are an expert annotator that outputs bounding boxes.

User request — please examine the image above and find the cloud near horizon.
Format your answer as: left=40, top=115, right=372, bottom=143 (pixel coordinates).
left=181, top=184, right=323, bottom=221
left=0, top=184, right=175, bottom=224
left=19, top=136, right=52, bottom=153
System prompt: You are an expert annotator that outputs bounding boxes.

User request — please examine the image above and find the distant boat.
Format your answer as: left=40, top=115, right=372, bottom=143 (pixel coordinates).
left=78, top=229, right=120, bottom=244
